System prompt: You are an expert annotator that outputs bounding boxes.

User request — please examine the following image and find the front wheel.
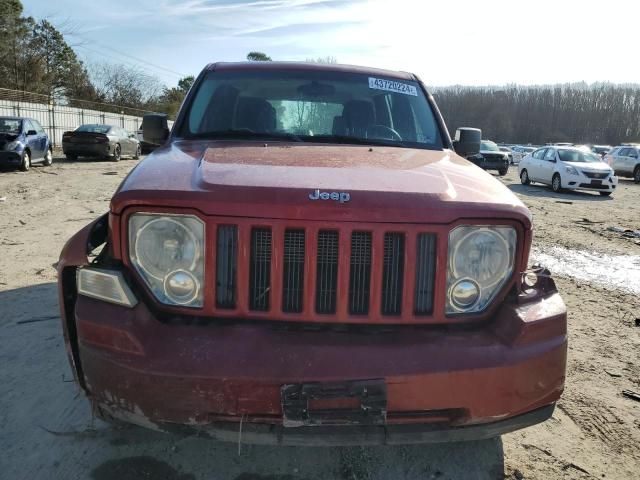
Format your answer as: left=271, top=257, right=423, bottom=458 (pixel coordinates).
left=20, top=151, right=30, bottom=171
left=520, top=169, right=530, bottom=185
left=552, top=173, right=562, bottom=193
left=44, top=148, right=53, bottom=166
left=634, top=166, right=640, bottom=184
left=133, top=144, right=141, bottom=160
left=498, top=166, right=508, bottom=176
left=112, top=144, right=121, bottom=162
left=599, top=191, right=612, bottom=196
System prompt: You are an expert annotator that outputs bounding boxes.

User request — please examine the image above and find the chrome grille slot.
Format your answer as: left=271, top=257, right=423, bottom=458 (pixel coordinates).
left=316, top=230, right=339, bottom=314
left=382, top=233, right=405, bottom=316
left=249, top=228, right=272, bottom=311
left=349, top=231, right=372, bottom=315
left=216, top=225, right=237, bottom=309
left=414, top=233, right=437, bottom=315
left=282, top=229, right=305, bottom=313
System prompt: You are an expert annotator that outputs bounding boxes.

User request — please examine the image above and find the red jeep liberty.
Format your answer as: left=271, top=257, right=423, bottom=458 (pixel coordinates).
left=57, top=62, right=567, bottom=445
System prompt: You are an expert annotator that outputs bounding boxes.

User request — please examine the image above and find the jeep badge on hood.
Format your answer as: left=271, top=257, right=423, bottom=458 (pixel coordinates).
left=309, top=189, right=351, bottom=203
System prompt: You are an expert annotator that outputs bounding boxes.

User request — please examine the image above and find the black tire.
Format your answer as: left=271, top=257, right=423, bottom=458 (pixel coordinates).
left=112, top=144, right=121, bottom=162
left=520, top=169, right=530, bottom=185
left=133, top=144, right=141, bottom=160
left=634, top=166, right=640, bottom=184
left=498, top=166, right=508, bottom=176
left=66, top=154, right=77, bottom=161
left=599, top=191, right=612, bottom=196
left=552, top=173, right=562, bottom=193
left=20, top=150, right=30, bottom=171
left=43, top=148, right=53, bottom=166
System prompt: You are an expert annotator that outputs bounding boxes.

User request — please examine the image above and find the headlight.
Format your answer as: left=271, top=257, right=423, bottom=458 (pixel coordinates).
left=6, top=141, right=21, bottom=151
left=446, top=226, right=516, bottom=314
left=129, top=214, right=204, bottom=307
left=565, top=165, right=578, bottom=175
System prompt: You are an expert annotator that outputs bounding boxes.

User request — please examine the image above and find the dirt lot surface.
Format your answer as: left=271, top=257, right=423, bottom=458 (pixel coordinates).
left=0, top=157, right=638, bottom=480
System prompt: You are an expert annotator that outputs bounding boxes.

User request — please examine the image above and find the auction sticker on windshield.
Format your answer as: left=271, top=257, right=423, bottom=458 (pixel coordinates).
left=368, top=77, right=418, bottom=96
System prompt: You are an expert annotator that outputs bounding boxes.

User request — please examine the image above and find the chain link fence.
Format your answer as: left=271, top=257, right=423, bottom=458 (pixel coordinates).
left=0, top=88, right=154, bottom=148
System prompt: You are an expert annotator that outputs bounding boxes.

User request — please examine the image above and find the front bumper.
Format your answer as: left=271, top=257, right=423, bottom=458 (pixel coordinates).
left=0, top=150, right=22, bottom=165
left=563, top=172, right=618, bottom=192
left=470, top=155, right=509, bottom=171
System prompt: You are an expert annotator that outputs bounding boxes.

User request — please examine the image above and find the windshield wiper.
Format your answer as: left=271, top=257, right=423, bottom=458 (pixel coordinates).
left=190, top=129, right=303, bottom=142
left=309, top=134, right=406, bottom=148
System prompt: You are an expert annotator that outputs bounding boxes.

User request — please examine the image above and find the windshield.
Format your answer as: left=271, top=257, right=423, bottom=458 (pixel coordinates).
left=179, top=70, right=443, bottom=149
left=77, top=124, right=111, bottom=134
left=0, top=118, right=22, bottom=134
left=557, top=149, right=602, bottom=163
left=480, top=140, right=500, bottom=152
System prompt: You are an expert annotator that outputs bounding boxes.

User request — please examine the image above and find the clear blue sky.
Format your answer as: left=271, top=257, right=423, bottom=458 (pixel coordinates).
left=22, top=0, right=640, bottom=88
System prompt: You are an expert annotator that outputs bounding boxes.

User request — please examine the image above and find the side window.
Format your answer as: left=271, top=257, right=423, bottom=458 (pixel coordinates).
left=618, top=148, right=629, bottom=157
left=544, top=148, right=556, bottom=161
left=23, top=120, right=35, bottom=134
left=630, top=149, right=639, bottom=159
left=32, top=120, right=45, bottom=134
left=533, top=148, right=546, bottom=160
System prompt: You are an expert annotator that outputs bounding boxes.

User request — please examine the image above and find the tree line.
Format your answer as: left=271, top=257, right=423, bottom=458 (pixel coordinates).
left=433, top=84, right=640, bottom=146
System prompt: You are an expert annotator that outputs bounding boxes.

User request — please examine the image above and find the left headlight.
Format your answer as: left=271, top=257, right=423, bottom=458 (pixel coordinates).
left=6, top=140, right=21, bottom=151
left=129, top=213, right=205, bottom=307
left=446, top=225, right=516, bottom=315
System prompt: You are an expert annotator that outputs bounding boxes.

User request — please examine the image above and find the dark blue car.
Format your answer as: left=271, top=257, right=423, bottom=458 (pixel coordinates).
left=0, top=116, right=53, bottom=171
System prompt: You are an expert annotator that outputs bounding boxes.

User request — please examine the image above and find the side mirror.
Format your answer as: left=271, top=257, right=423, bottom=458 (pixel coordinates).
left=142, top=113, right=169, bottom=146
left=453, top=127, right=481, bottom=157
left=27, top=129, right=37, bottom=136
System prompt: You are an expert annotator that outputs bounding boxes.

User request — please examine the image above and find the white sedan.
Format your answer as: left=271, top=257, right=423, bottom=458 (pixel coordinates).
left=518, top=146, right=618, bottom=196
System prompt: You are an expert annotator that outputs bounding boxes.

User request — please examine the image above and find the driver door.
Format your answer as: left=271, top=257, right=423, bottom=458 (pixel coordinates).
left=528, top=148, right=547, bottom=181
left=539, top=147, right=557, bottom=184
left=626, top=148, right=639, bottom=174
left=23, top=120, right=43, bottom=160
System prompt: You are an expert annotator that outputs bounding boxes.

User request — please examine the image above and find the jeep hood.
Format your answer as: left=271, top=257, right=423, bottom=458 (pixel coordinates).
left=112, top=141, right=531, bottom=226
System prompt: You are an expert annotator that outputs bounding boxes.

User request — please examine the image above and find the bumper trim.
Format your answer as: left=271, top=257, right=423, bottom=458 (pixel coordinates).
left=103, top=404, right=555, bottom=446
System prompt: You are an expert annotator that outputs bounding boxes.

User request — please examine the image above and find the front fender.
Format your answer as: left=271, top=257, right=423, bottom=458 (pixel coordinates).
left=57, top=213, right=109, bottom=389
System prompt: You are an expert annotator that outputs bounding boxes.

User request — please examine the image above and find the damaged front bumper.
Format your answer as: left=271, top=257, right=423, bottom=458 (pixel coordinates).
left=57, top=215, right=567, bottom=446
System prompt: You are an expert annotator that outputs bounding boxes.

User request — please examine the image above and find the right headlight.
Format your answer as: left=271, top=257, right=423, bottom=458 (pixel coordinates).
left=446, top=225, right=516, bottom=315
left=128, top=213, right=205, bottom=307
left=6, top=140, right=21, bottom=151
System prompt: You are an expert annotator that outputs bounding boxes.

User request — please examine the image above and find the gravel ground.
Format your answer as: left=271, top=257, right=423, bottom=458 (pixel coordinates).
left=0, top=157, right=638, bottom=480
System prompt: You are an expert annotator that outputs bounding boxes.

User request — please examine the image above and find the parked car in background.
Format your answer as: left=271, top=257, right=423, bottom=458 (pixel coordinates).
left=0, top=116, right=53, bottom=171
left=58, top=61, right=566, bottom=446
left=511, top=146, right=536, bottom=165
left=604, top=145, right=640, bottom=183
left=469, top=139, right=509, bottom=175
left=498, top=146, right=513, bottom=164
left=519, top=146, right=618, bottom=195
left=591, top=145, right=611, bottom=157
left=62, top=124, right=141, bottom=162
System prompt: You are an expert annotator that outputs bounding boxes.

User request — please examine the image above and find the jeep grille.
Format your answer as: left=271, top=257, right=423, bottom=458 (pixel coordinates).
left=213, top=221, right=437, bottom=322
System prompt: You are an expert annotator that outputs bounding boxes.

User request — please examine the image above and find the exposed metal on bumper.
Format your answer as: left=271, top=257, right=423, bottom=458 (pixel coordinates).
left=98, top=402, right=555, bottom=446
